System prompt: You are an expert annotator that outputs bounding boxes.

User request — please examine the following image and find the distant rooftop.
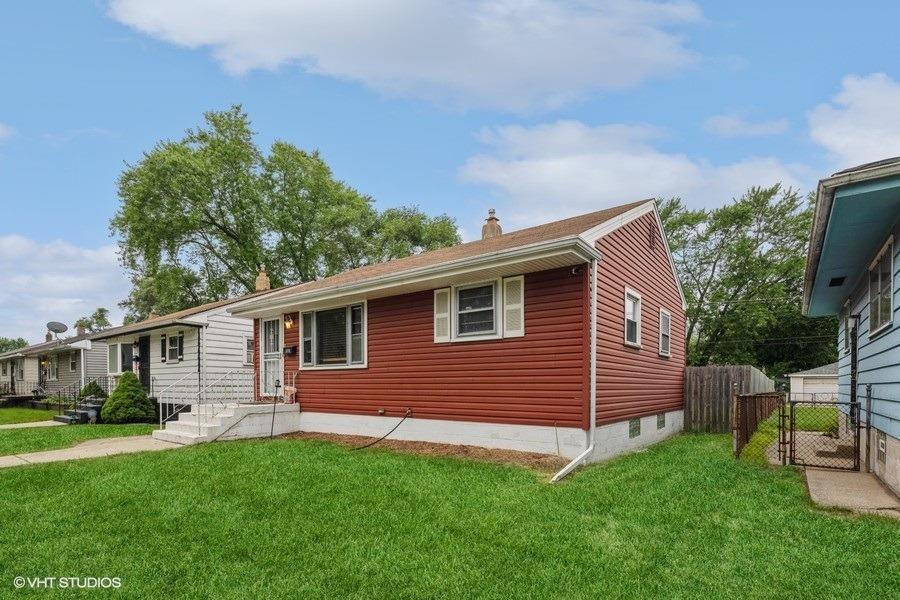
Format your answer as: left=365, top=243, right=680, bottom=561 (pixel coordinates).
left=789, top=363, right=838, bottom=377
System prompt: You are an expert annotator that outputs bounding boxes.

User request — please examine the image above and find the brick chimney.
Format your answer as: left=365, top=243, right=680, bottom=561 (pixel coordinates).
left=481, top=208, right=502, bottom=240
left=255, top=264, right=271, bottom=292
left=76, top=324, right=86, bottom=336
left=45, top=331, right=52, bottom=342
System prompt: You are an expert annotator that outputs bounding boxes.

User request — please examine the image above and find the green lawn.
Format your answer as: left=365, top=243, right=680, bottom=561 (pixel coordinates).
left=0, top=424, right=154, bottom=456
left=741, top=406, right=840, bottom=466
left=0, top=434, right=895, bottom=599
left=0, top=407, right=57, bottom=425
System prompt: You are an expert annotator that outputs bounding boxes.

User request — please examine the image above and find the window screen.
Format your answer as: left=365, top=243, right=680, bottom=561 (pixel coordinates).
left=457, top=283, right=495, bottom=336
left=316, top=308, right=348, bottom=365
left=625, top=292, right=640, bottom=345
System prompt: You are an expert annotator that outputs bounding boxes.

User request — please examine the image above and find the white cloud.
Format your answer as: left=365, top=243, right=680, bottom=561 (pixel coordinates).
left=0, top=236, right=128, bottom=344
left=460, top=120, right=809, bottom=227
left=704, top=114, right=788, bottom=137
left=808, top=73, right=900, bottom=168
left=0, top=122, right=13, bottom=140
left=108, top=0, right=701, bottom=111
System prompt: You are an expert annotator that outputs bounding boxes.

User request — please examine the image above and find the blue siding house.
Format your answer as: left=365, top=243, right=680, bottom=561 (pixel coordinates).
left=803, top=157, right=900, bottom=494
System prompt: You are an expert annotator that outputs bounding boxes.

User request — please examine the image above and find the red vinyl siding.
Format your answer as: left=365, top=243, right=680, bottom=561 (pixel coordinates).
left=595, top=211, right=686, bottom=424
left=257, top=267, right=589, bottom=428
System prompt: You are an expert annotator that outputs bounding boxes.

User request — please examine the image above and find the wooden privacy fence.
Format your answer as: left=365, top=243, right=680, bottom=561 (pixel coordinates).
left=684, top=365, right=775, bottom=433
left=732, top=392, right=784, bottom=457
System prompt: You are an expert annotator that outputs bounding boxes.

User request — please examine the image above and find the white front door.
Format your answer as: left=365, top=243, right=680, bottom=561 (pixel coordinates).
left=262, top=318, right=282, bottom=396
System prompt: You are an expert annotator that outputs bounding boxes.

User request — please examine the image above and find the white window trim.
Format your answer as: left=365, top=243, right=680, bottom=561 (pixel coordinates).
left=47, top=354, right=59, bottom=381
left=108, top=343, right=122, bottom=375
left=299, top=301, right=368, bottom=371
left=624, top=287, right=642, bottom=348
left=243, top=334, right=254, bottom=366
left=451, top=279, right=501, bottom=342
left=658, top=308, right=672, bottom=357
left=166, top=332, right=184, bottom=364
left=868, top=236, right=894, bottom=338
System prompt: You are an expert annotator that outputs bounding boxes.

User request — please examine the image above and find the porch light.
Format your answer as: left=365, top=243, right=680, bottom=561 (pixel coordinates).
left=284, top=315, right=294, bottom=329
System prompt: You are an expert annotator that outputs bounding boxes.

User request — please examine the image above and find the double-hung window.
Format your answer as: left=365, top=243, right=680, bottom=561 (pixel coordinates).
left=301, top=304, right=366, bottom=368
left=108, top=342, right=134, bottom=374
left=624, top=288, right=641, bottom=347
left=48, top=355, right=59, bottom=381
left=15, top=360, right=24, bottom=380
left=70, top=350, right=78, bottom=372
left=869, top=238, right=893, bottom=336
left=659, top=309, right=671, bottom=356
left=244, top=335, right=254, bottom=365
left=456, top=282, right=497, bottom=337
left=1, top=362, right=7, bottom=377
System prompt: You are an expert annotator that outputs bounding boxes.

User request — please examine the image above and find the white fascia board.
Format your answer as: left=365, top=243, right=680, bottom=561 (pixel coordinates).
left=230, top=236, right=600, bottom=317
left=580, top=200, right=687, bottom=310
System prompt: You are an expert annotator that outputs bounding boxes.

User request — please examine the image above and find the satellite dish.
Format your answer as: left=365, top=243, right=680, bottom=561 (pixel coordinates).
left=47, top=322, right=68, bottom=335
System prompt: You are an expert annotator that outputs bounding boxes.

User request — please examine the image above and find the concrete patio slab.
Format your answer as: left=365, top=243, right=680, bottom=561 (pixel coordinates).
left=806, top=468, right=900, bottom=520
left=0, top=435, right=180, bottom=469
left=0, top=420, right=66, bottom=430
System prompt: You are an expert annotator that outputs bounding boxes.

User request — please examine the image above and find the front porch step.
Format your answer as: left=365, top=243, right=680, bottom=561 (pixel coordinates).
left=53, top=414, right=77, bottom=424
left=153, top=403, right=301, bottom=445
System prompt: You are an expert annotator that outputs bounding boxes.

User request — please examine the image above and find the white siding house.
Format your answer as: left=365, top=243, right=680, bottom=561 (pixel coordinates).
left=788, top=363, right=838, bottom=402
left=0, top=332, right=108, bottom=397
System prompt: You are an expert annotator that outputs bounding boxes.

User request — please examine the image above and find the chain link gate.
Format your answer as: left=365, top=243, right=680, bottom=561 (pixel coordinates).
left=778, top=396, right=860, bottom=471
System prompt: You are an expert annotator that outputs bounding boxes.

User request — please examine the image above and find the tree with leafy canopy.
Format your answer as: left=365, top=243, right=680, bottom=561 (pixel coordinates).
left=658, top=185, right=837, bottom=379
left=73, top=308, right=112, bottom=333
left=0, top=337, right=27, bottom=353
left=112, top=106, right=460, bottom=322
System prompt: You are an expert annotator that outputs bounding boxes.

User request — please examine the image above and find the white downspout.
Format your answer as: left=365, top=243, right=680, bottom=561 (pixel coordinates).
left=80, top=348, right=86, bottom=389
left=551, top=257, right=599, bottom=483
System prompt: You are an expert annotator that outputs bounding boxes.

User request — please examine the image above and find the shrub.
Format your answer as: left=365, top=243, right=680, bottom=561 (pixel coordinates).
left=101, top=372, right=155, bottom=424
left=76, top=380, right=107, bottom=401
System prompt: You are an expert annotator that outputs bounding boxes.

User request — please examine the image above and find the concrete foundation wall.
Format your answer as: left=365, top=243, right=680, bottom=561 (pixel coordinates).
left=588, top=409, right=684, bottom=463
left=864, top=426, right=900, bottom=496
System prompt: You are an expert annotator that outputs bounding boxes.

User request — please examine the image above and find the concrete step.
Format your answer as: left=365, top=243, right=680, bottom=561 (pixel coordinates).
left=164, top=420, right=223, bottom=435
left=151, top=428, right=211, bottom=445
left=53, top=414, right=77, bottom=425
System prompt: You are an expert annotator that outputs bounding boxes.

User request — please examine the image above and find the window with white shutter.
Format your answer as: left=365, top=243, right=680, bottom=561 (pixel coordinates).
left=502, top=276, right=525, bottom=337
left=434, top=288, right=451, bottom=343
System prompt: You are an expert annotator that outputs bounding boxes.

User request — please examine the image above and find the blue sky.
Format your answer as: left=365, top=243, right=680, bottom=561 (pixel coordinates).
left=2, top=1, right=900, bottom=342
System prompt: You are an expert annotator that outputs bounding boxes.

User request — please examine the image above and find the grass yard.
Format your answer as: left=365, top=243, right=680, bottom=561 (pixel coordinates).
left=0, top=424, right=154, bottom=456
left=0, top=434, right=896, bottom=599
left=741, top=406, right=840, bottom=465
left=0, top=407, right=57, bottom=425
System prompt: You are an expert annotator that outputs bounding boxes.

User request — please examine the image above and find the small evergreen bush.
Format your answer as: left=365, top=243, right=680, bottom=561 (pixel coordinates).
left=101, top=372, right=155, bottom=424
left=76, top=380, right=107, bottom=401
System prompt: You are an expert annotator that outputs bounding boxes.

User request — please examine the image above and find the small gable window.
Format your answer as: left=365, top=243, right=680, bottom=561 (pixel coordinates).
left=869, top=238, right=893, bottom=336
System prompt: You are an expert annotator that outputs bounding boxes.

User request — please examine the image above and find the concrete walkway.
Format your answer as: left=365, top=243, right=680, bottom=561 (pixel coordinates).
left=0, top=420, right=65, bottom=430
left=806, top=468, right=900, bottom=520
left=0, top=435, right=180, bottom=469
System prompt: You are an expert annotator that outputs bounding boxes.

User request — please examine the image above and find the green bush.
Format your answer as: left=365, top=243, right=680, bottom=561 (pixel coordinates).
left=101, top=372, right=155, bottom=424
left=76, top=380, right=108, bottom=401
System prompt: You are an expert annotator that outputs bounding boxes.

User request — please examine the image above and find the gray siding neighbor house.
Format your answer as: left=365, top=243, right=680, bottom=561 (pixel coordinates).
left=803, top=157, right=900, bottom=494
left=0, top=329, right=108, bottom=397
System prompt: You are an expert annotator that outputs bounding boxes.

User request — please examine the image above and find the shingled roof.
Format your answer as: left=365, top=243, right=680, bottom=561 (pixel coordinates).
left=789, top=363, right=838, bottom=377
left=246, top=199, right=651, bottom=306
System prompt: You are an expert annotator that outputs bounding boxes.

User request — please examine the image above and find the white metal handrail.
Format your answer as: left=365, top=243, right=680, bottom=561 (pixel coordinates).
left=192, top=369, right=256, bottom=434
left=156, top=372, right=200, bottom=427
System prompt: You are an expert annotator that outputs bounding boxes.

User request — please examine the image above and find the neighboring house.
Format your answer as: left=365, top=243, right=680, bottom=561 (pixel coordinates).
left=216, top=200, right=686, bottom=476
left=92, top=282, right=273, bottom=402
left=0, top=328, right=107, bottom=397
left=788, top=363, right=838, bottom=402
left=803, top=157, right=900, bottom=494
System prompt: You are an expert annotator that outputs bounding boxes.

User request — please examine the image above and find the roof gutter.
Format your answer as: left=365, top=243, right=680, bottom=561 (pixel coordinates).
left=231, top=235, right=601, bottom=316
left=551, top=255, right=599, bottom=483
left=803, top=161, right=900, bottom=314
left=91, top=319, right=205, bottom=341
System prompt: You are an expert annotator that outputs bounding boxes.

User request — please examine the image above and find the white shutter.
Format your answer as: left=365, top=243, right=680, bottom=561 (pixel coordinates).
left=503, top=276, right=525, bottom=337
left=434, top=288, right=451, bottom=343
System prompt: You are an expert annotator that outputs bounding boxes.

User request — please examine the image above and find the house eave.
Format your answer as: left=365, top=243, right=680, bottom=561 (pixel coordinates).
left=803, top=160, right=900, bottom=315
left=91, top=319, right=205, bottom=341
left=231, top=236, right=601, bottom=317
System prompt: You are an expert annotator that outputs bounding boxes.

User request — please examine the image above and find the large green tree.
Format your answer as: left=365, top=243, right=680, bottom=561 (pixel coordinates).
left=659, top=185, right=837, bottom=379
left=112, top=106, right=460, bottom=322
left=73, top=308, right=112, bottom=333
left=0, top=337, right=27, bottom=353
